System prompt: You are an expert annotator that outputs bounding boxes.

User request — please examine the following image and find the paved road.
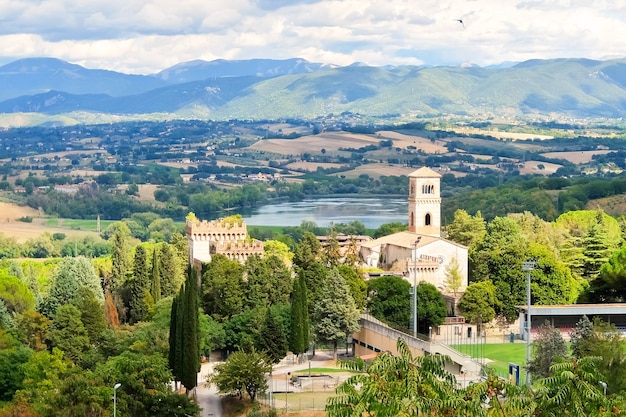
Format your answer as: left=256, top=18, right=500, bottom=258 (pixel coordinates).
left=196, top=362, right=222, bottom=417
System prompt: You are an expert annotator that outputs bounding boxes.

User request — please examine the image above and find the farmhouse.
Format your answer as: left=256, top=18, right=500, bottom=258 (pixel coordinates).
left=360, top=167, right=469, bottom=294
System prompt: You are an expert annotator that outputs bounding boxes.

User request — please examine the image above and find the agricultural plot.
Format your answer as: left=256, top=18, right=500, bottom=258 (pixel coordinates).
left=376, top=130, right=449, bottom=154
left=540, top=150, right=613, bottom=164
left=247, top=132, right=382, bottom=155
left=331, top=163, right=415, bottom=178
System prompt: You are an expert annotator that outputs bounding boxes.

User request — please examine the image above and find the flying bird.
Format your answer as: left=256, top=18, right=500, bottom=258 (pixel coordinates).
left=454, top=19, right=465, bottom=29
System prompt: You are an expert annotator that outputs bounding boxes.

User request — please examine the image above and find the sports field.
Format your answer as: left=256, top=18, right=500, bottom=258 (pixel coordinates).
left=452, top=343, right=527, bottom=379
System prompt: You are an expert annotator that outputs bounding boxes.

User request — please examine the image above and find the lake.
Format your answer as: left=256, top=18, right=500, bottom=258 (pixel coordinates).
left=242, top=196, right=407, bottom=229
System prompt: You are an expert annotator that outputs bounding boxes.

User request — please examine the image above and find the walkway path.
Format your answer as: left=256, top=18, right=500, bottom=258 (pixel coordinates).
left=196, top=362, right=222, bottom=417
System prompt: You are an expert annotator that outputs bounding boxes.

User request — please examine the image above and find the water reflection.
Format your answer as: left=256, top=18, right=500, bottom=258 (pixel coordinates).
left=242, top=197, right=407, bottom=229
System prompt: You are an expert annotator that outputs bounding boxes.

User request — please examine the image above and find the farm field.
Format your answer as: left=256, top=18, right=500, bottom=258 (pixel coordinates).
left=331, top=163, right=415, bottom=178
left=540, top=150, right=613, bottom=163
left=0, top=202, right=101, bottom=242
left=247, top=132, right=382, bottom=155
left=377, top=130, right=449, bottom=153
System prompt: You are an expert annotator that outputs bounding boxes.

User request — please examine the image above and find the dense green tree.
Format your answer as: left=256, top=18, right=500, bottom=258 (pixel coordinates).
left=366, top=275, right=411, bottom=329
left=15, top=348, right=69, bottom=413
left=338, top=264, right=367, bottom=311
left=99, top=351, right=189, bottom=417
left=109, top=222, right=132, bottom=290
left=244, top=254, right=292, bottom=309
left=458, top=281, right=497, bottom=332
left=595, top=244, right=626, bottom=301
left=312, top=268, right=360, bottom=360
left=199, top=313, right=226, bottom=357
left=327, top=338, right=459, bottom=417
left=0, top=274, right=34, bottom=315
left=258, top=308, right=288, bottom=364
left=293, top=231, right=323, bottom=271
left=574, top=318, right=626, bottom=394
left=0, top=345, right=32, bottom=401
left=223, top=308, right=264, bottom=352
left=529, top=242, right=582, bottom=305
left=201, top=254, right=244, bottom=321
left=263, top=239, right=294, bottom=266
left=528, top=321, right=568, bottom=380
left=0, top=299, right=13, bottom=330
left=534, top=357, right=614, bottom=416
left=209, top=349, right=272, bottom=402
left=470, top=216, right=530, bottom=320
left=372, top=222, right=407, bottom=239
left=40, top=256, right=103, bottom=318
left=48, top=304, right=90, bottom=364
left=289, top=272, right=309, bottom=357
left=71, top=287, right=107, bottom=345
left=582, top=222, right=613, bottom=281
left=445, top=209, right=486, bottom=247
left=415, top=282, right=447, bottom=334
left=14, top=310, right=51, bottom=351
left=8, top=261, right=25, bottom=282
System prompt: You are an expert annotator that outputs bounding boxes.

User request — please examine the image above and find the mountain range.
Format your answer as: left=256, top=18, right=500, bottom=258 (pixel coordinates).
left=2, top=56, right=626, bottom=122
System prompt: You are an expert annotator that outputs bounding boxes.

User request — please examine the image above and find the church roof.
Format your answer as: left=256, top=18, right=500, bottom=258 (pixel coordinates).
left=408, top=166, right=441, bottom=178
left=360, top=230, right=467, bottom=250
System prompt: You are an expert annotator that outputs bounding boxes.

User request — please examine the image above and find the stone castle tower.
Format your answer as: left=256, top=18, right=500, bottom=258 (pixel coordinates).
left=185, top=216, right=264, bottom=267
left=407, top=167, right=441, bottom=237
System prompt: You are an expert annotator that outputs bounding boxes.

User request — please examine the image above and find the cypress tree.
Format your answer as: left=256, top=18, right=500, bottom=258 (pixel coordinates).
left=151, top=247, right=162, bottom=303
left=129, top=245, right=150, bottom=323
left=168, top=291, right=183, bottom=384
left=289, top=273, right=309, bottom=357
left=181, top=266, right=200, bottom=393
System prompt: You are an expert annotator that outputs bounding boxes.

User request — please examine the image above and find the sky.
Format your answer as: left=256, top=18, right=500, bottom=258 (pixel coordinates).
left=1, top=0, right=626, bottom=75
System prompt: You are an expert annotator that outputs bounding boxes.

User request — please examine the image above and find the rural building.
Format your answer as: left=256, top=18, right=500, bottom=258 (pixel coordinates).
left=359, top=167, right=469, bottom=295
left=185, top=216, right=264, bottom=268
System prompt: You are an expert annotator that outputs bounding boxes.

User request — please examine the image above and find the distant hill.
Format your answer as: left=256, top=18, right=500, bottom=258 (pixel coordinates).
left=2, top=56, right=626, bottom=121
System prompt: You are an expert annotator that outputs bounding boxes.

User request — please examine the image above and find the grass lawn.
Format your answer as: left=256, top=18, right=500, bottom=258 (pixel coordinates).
left=43, top=218, right=116, bottom=231
left=452, top=343, right=527, bottom=380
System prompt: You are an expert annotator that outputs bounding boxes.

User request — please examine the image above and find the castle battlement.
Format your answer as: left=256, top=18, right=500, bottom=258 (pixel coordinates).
left=186, top=216, right=264, bottom=265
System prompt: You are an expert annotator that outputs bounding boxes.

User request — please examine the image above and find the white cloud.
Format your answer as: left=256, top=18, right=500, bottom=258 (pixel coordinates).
left=0, top=0, right=624, bottom=73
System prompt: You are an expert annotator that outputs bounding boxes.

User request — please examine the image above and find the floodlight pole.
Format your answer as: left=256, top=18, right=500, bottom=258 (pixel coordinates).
left=522, top=258, right=537, bottom=386
left=113, top=383, right=121, bottom=417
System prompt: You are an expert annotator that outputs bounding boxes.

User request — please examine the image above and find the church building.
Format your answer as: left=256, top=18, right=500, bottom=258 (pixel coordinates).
left=360, top=167, right=468, bottom=294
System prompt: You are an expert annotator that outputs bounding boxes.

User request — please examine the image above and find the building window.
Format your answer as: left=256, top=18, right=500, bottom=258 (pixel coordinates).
left=425, top=213, right=431, bottom=226
left=422, top=184, right=435, bottom=194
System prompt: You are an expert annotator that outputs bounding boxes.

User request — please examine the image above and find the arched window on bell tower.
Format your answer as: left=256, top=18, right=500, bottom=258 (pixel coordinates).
left=410, top=211, right=415, bottom=228
left=425, top=213, right=431, bottom=226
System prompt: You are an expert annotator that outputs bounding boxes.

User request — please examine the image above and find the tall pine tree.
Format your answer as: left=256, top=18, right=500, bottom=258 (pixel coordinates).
left=289, top=273, right=309, bottom=358
left=169, top=266, right=201, bottom=393
left=129, top=245, right=150, bottom=323
left=151, top=246, right=162, bottom=303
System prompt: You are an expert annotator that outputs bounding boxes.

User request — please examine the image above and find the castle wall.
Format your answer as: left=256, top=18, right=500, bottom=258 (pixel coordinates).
left=185, top=217, right=264, bottom=265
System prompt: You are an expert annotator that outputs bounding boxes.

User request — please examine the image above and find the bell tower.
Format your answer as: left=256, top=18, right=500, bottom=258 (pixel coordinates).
left=408, top=167, right=441, bottom=237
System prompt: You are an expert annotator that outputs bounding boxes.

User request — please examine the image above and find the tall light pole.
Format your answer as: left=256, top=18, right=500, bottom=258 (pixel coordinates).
left=113, top=383, right=121, bottom=417
left=522, top=258, right=537, bottom=386
left=413, top=237, right=421, bottom=337
left=285, top=371, right=290, bottom=412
